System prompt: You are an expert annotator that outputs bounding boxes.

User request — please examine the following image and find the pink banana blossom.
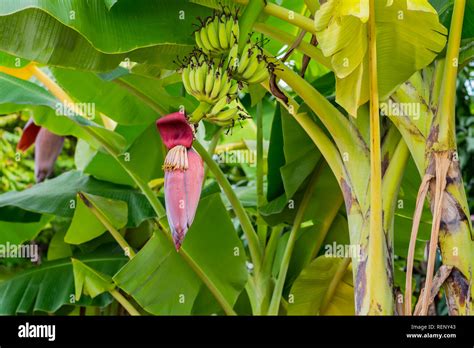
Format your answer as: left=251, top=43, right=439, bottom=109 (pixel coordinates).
left=156, top=112, right=204, bottom=250
left=17, top=118, right=64, bottom=183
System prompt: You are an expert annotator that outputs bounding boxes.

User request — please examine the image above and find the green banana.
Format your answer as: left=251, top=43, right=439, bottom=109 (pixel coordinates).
left=204, top=65, right=215, bottom=96
left=211, top=108, right=238, bottom=122
left=207, top=17, right=220, bottom=50
left=182, top=67, right=193, bottom=95
left=241, top=55, right=259, bottom=80
left=195, top=63, right=206, bottom=92
left=246, top=63, right=269, bottom=84
left=218, top=15, right=229, bottom=49
left=237, top=42, right=253, bottom=74
left=199, top=28, right=213, bottom=53
left=209, top=72, right=223, bottom=100
left=188, top=67, right=197, bottom=93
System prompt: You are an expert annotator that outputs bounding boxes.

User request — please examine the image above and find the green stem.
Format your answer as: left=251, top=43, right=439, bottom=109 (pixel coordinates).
left=109, top=289, right=141, bottom=316
left=204, top=128, right=223, bottom=180
left=267, top=161, right=323, bottom=315
left=260, top=81, right=345, bottom=182
left=262, top=225, right=283, bottom=276
left=436, top=0, right=466, bottom=150
left=237, top=0, right=266, bottom=51
left=271, top=64, right=370, bottom=211
left=304, top=0, right=318, bottom=15
left=193, top=141, right=262, bottom=274
left=254, top=23, right=331, bottom=69
left=256, top=101, right=267, bottom=247
left=233, top=0, right=315, bottom=34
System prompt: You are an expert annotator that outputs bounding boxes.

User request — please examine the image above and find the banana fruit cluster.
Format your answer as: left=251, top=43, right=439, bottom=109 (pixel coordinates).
left=182, top=52, right=238, bottom=106
left=195, top=12, right=239, bottom=56
left=228, top=43, right=269, bottom=85
left=205, top=97, right=250, bottom=127
left=180, top=8, right=271, bottom=127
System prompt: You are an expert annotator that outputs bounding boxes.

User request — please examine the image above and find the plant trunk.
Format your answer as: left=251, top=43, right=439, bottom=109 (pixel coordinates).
left=425, top=150, right=472, bottom=315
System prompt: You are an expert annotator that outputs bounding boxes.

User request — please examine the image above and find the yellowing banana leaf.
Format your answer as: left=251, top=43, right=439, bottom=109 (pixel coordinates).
left=314, top=0, right=447, bottom=116
left=287, top=256, right=354, bottom=315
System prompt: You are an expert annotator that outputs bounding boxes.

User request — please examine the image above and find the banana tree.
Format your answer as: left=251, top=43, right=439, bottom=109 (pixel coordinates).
left=0, top=0, right=472, bottom=317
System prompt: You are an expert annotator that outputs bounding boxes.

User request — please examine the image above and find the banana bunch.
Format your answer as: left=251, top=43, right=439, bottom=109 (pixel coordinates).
left=182, top=53, right=238, bottom=106
left=205, top=97, right=250, bottom=127
left=227, top=43, right=269, bottom=85
left=195, top=12, right=239, bottom=56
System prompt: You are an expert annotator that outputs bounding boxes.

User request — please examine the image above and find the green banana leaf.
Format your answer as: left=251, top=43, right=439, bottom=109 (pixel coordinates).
left=0, top=171, right=155, bottom=227
left=0, top=0, right=212, bottom=71
left=0, top=72, right=126, bottom=154
left=0, top=215, right=52, bottom=245
left=72, top=258, right=115, bottom=300
left=113, top=193, right=248, bottom=315
left=0, top=249, right=127, bottom=314
left=65, top=193, right=128, bottom=245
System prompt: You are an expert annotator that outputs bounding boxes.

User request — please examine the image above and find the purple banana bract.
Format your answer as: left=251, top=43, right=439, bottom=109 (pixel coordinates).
left=156, top=113, right=204, bottom=250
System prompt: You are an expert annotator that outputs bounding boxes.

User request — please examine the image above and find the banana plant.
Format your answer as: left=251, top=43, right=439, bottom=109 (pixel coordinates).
left=0, top=0, right=472, bottom=317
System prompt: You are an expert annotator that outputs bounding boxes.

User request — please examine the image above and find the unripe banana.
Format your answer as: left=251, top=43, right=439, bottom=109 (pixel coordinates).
left=210, top=97, right=228, bottom=114
left=195, top=63, right=206, bottom=92
left=230, top=19, right=239, bottom=46
left=237, top=42, right=253, bottom=74
left=199, top=28, right=213, bottom=53
left=188, top=67, right=197, bottom=93
left=194, top=12, right=238, bottom=56
left=218, top=15, right=229, bottom=49
left=226, top=17, right=234, bottom=46
left=204, top=65, right=215, bottom=96
left=208, top=73, right=221, bottom=100
left=227, top=45, right=239, bottom=72
left=246, top=63, right=270, bottom=84
left=211, top=108, right=238, bottom=122
left=182, top=67, right=193, bottom=95
left=241, top=55, right=259, bottom=80
left=207, top=17, right=220, bottom=50
left=194, top=31, right=209, bottom=55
